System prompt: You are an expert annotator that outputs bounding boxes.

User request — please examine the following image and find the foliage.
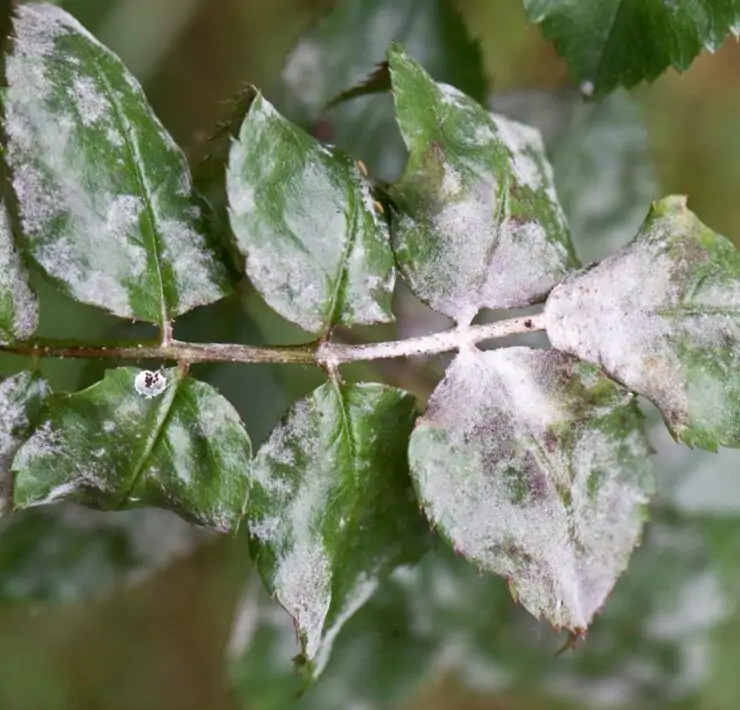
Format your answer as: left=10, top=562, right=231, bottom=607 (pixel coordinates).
left=1, top=1, right=740, bottom=709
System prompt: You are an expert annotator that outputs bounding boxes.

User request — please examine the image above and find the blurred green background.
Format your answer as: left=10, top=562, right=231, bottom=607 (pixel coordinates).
left=4, top=0, right=740, bottom=708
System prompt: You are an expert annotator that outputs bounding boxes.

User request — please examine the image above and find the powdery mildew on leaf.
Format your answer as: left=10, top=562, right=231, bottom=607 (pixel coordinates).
left=246, top=382, right=428, bottom=674
left=388, top=46, right=579, bottom=325
left=545, top=195, right=740, bottom=450
left=408, top=346, right=653, bottom=631
left=227, top=93, right=395, bottom=334
left=5, top=4, right=231, bottom=324
left=0, top=201, right=38, bottom=343
left=11, top=368, right=251, bottom=532
left=0, top=372, right=49, bottom=516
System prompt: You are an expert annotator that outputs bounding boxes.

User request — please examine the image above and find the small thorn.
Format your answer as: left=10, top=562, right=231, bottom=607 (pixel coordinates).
left=357, top=159, right=368, bottom=177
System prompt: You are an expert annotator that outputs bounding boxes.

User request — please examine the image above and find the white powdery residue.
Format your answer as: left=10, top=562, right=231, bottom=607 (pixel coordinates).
left=413, top=349, right=587, bottom=629
left=420, top=178, right=568, bottom=321
left=157, top=216, right=224, bottom=316
left=274, top=542, right=332, bottom=659
left=102, top=420, right=116, bottom=434
left=491, top=113, right=546, bottom=192
left=70, top=75, right=110, bottom=126
left=544, top=230, right=687, bottom=426
left=251, top=391, right=339, bottom=659
left=568, top=425, right=652, bottom=616
left=164, top=419, right=194, bottom=485
left=311, top=573, right=379, bottom=676
left=0, top=201, right=38, bottom=342
left=0, top=374, right=46, bottom=513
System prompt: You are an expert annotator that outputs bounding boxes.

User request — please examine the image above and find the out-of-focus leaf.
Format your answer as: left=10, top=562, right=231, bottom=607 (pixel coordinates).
left=246, top=380, right=429, bottom=676
left=388, top=45, right=578, bottom=324
left=0, top=200, right=37, bottom=344
left=0, top=371, right=49, bottom=515
left=228, top=564, right=436, bottom=710
left=0, top=504, right=206, bottom=603
left=545, top=195, right=740, bottom=450
left=279, top=0, right=486, bottom=182
left=227, top=93, right=394, bottom=334
left=12, top=367, right=251, bottom=532
left=551, top=90, right=658, bottom=263
left=5, top=4, right=232, bottom=325
left=523, top=0, right=740, bottom=96
left=409, top=346, right=654, bottom=632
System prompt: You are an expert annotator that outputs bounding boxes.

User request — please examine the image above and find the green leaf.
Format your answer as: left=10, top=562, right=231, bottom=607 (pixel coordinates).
left=0, top=505, right=205, bottom=603
left=279, top=0, right=486, bottom=183
left=227, top=93, right=395, bottom=334
left=5, top=4, right=232, bottom=325
left=524, top=0, right=740, bottom=96
left=246, top=380, right=429, bottom=675
left=0, top=371, right=49, bottom=516
left=545, top=195, right=740, bottom=450
left=408, top=346, right=654, bottom=632
left=387, top=45, right=579, bottom=325
left=0, top=200, right=38, bottom=344
left=11, top=367, right=251, bottom=532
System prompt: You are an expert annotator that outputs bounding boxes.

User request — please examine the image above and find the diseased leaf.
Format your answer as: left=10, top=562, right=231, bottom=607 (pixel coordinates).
left=388, top=46, right=579, bottom=325
left=0, top=504, right=206, bottom=603
left=246, top=381, right=429, bottom=675
left=0, top=371, right=49, bottom=516
left=279, top=0, right=486, bottom=183
left=227, top=93, right=395, bottom=334
left=0, top=201, right=38, bottom=344
left=409, top=346, right=654, bottom=632
left=524, top=0, right=740, bottom=96
left=5, top=4, right=232, bottom=325
left=545, top=195, right=740, bottom=450
left=11, top=367, right=251, bottom=532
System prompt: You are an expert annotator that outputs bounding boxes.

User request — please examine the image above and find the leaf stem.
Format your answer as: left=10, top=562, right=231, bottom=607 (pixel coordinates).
left=0, top=314, right=545, bottom=366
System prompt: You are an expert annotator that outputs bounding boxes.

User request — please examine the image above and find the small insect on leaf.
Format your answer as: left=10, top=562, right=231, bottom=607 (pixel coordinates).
left=134, top=370, right=167, bottom=399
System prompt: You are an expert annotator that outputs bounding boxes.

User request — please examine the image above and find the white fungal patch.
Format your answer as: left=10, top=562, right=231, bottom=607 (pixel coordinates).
left=134, top=370, right=167, bottom=399
left=5, top=4, right=229, bottom=323
left=391, top=55, right=575, bottom=324
left=227, top=94, right=394, bottom=333
left=0, top=200, right=38, bottom=343
left=409, top=347, right=653, bottom=631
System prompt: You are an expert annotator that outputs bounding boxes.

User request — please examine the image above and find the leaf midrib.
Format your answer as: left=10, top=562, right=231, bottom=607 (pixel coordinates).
left=97, top=72, right=169, bottom=327
left=115, top=372, right=182, bottom=508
